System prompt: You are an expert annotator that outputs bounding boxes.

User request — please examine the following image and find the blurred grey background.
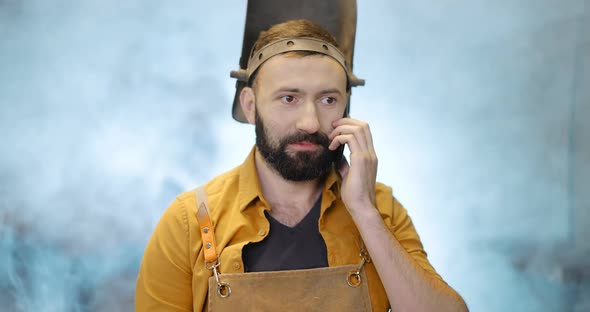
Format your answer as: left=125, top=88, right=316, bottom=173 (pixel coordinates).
left=0, top=0, right=588, bottom=311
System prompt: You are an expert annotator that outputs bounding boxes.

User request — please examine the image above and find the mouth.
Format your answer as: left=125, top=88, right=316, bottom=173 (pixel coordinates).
left=288, top=141, right=321, bottom=151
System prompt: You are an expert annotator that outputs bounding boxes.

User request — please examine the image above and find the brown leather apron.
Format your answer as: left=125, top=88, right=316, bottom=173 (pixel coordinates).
left=194, top=187, right=374, bottom=312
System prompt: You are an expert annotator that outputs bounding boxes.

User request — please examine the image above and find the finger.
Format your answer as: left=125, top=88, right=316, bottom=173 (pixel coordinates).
left=332, top=119, right=375, bottom=153
left=361, top=124, right=374, bottom=154
left=332, top=117, right=355, bottom=127
left=332, top=117, right=365, bottom=127
left=329, top=134, right=362, bottom=155
left=331, top=131, right=377, bottom=178
left=329, top=124, right=365, bottom=140
left=329, top=125, right=368, bottom=150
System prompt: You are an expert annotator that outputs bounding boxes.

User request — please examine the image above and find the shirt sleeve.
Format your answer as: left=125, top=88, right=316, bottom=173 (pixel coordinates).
left=391, top=196, right=443, bottom=281
left=135, top=198, right=193, bottom=311
left=376, top=183, right=443, bottom=282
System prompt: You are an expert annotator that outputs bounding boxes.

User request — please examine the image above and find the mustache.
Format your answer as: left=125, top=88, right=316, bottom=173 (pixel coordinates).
left=282, top=132, right=331, bottom=147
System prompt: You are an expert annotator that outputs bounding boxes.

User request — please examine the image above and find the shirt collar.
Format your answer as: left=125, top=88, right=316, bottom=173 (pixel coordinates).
left=238, top=146, right=341, bottom=212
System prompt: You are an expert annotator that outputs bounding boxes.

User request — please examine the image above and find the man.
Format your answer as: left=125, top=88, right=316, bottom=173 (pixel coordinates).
left=136, top=19, right=468, bottom=311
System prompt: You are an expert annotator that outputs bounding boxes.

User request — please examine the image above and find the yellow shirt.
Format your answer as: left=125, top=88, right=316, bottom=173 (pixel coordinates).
left=136, top=147, right=442, bottom=311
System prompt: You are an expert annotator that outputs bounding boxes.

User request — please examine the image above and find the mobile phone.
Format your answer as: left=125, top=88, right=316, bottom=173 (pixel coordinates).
left=334, top=108, right=349, bottom=170
left=334, top=144, right=346, bottom=170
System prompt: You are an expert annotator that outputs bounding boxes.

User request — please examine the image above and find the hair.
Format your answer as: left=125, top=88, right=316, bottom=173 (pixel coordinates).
left=248, top=19, right=341, bottom=88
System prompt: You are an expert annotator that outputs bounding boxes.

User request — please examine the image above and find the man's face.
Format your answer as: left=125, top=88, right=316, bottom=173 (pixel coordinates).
left=252, top=53, right=348, bottom=181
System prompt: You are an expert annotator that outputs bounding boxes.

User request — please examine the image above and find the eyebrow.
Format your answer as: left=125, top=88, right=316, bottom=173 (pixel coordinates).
left=272, top=87, right=343, bottom=96
left=318, top=88, right=343, bottom=96
left=273, top=87, right=301, bottom=95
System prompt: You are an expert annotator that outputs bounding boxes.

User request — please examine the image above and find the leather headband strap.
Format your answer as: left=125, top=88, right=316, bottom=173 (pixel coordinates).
left=230, top=37, right=365, bottom=87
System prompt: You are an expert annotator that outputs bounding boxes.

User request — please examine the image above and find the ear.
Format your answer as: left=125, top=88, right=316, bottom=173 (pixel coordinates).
left=239, top=87, right=256, bottom=125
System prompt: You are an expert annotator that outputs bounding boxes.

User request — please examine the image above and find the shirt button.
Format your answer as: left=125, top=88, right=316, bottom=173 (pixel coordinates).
left=233, top=262, right=241, bottom=270
left=258, top=229, right=266, bottom=236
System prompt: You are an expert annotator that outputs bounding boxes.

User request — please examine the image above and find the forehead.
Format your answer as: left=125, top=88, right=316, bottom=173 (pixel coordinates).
left=255, top=54, right=347, bottom=92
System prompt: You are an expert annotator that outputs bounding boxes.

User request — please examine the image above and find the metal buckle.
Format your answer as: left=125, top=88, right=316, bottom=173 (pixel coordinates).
left=205, top=257, right=232, bottom=298
left=347, top=244, right=371, bottom=288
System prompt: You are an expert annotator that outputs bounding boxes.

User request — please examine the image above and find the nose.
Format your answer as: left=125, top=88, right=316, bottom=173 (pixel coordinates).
left=295, top=101, right=321, bottom=134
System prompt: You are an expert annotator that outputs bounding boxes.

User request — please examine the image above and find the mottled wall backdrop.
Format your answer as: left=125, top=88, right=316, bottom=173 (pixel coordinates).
left=0, top=1, right=588, bottom=311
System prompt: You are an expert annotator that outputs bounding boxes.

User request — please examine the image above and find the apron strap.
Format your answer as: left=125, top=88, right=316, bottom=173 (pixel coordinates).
left=194, top=186, right=219, bottom=264
left=194, top=186, right=231, bottom=298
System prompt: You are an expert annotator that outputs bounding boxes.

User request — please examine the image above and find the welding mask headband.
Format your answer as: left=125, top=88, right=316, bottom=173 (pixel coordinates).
left=230, top=37, right=365, bottom=88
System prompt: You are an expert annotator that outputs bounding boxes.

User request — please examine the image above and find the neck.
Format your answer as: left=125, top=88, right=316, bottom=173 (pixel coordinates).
left=254, top=149, right=323, bottom=213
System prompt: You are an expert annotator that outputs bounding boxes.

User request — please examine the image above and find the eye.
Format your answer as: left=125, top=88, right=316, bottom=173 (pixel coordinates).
left=320, top=96, right=337, bottom=105
left=280, top=95, right=296, bottom=104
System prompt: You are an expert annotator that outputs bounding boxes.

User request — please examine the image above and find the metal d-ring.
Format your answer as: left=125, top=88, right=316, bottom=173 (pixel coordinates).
left=347, top=270, right=362, bottom=288
left=216, top=281, right=232, bottom=298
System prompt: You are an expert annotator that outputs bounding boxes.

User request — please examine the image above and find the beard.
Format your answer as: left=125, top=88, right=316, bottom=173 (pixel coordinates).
left=255, top=110, right=337, bottom=182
